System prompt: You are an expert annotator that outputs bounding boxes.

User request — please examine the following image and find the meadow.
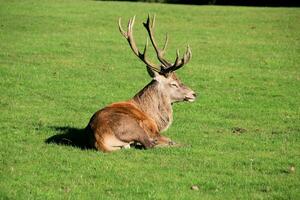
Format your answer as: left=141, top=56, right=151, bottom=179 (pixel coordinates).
left=0, top=0, right=299, bottom=199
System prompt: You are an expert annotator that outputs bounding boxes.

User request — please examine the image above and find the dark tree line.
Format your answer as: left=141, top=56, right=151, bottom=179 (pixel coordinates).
left=175, top=0, right=299, bottom=6
left=104, top=0, right=299, bottom=7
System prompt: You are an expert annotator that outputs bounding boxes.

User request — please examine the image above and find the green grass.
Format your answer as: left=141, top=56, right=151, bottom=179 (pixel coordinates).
left=1, top=0, right=300, bottom=199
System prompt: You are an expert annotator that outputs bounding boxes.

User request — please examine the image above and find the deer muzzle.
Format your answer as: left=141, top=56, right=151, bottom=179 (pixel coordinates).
left=184, top=92, right=197, bottom=102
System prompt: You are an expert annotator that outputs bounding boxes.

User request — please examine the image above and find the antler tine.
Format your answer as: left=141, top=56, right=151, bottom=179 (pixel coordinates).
left=128, top=16, right=135, bottom=34
left=176, top=45, right=192, bottom=69
left=162, top=45, right=192, bottom=73
left=143, top=14, right=172, bottom=68
left=143, top=37, right=149, bottom=56
left=118, top=18, right=127, bottom=38
left=118, top=16, right=160, bottom=72
left=174, top=49, right=180, bottom=66
left=162, top=34, right=169, bottom=52
left=152, top=15, right=169, bottom=54
left=185, top=45, right=192, bottom=63
left=151, top=13, right=156, bottom=29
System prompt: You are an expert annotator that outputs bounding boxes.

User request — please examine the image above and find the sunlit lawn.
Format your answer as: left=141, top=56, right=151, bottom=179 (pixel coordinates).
left=0, top=0, right=299, bottom=199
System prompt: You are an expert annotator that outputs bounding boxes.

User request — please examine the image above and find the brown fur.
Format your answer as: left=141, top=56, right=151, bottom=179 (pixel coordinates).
left=133, top=80, right=173, bottom=132
left=86, top=100, right=170, bottom=152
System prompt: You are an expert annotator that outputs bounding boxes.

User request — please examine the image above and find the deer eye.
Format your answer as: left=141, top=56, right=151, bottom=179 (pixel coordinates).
left=170, top=83, right=179, bottom=88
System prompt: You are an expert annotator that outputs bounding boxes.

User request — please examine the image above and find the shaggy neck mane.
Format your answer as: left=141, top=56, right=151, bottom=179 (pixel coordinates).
left=132, top=80, right=173, bottom=132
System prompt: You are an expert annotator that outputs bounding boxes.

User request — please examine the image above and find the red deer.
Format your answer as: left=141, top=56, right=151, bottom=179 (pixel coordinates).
left=86, top=15, right=196, bottom=152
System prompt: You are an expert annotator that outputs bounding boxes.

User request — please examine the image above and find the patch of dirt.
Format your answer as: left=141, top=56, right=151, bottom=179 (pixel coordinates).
left=232, top=127, right=247, bottom=135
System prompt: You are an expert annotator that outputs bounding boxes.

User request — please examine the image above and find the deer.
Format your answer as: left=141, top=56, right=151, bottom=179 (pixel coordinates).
left=85, top=15, right=196, bottom=152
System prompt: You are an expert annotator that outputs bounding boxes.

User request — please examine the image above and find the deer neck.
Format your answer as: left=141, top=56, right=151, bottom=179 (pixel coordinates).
left=132, top=80, right=173, bottom=132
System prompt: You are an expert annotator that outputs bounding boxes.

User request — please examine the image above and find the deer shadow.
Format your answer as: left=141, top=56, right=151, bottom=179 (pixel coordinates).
left=45, top=126, right=93, bottom=150
left=45, top=126, right=145, bottom=150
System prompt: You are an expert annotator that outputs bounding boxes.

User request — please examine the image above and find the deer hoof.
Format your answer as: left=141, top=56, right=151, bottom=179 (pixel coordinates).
left=122, top=144, right=131, bottom=149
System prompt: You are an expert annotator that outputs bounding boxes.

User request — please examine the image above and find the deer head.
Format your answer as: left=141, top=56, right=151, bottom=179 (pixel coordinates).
left=118, top=15, right=196, bottom=103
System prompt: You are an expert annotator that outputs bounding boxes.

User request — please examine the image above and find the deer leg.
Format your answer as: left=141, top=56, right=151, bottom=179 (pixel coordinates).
left=138, top=135, right=156, bottom=149
left=118, top=131, right=156, bottom=150
left=153, top=135, right=176, bottom=147
left=116, top=125, right=156, bottom=150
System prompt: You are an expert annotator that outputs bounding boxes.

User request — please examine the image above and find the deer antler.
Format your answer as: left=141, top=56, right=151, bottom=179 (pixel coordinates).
left=143, top=15, right=171, bottom=68
left=118, top=16, right=160, bottom=73
left=143, top=14, right=192, bottom=74
left=118, top=15, right=192, bottom=74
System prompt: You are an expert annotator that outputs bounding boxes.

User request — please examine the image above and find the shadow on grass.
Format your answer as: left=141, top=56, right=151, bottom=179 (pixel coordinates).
left=45, top=126, right=93, bottom=150
left=45, top=126, right=144, bottom=150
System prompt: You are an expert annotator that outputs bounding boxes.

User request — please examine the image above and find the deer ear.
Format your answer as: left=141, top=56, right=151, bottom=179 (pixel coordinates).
left=146, top=66, right=159, bottom=78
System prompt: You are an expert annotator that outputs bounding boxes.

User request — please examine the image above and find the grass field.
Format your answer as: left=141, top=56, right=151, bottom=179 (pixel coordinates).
left=1, top=0, right=300, bottom=199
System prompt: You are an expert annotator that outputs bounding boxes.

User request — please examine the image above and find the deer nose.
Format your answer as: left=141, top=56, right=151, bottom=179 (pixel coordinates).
left=192, top=93, right=197, bottom=98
